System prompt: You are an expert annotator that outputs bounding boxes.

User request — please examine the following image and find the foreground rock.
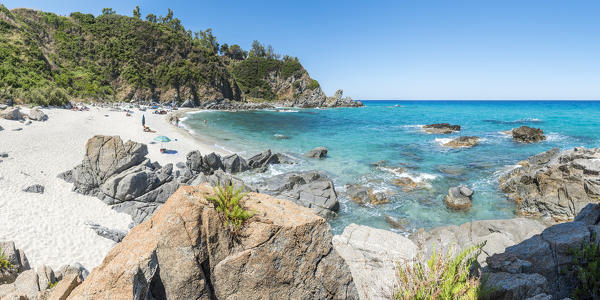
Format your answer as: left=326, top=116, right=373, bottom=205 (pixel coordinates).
left=500, top=147, right=600, bottom=221
left=305, top=146, right=328, bottom=159
left=0, top=107, right=22, bottom=120
left=483, top=203, right=600, bottom=299
left=443, top=186, right=473, bottom=210
left=511, top=126, right=546, bottom=143
left=253, top=171, right=340, bottom=218
left=423, top=123, right=460, bottom=134
left=333, top=224, right=418, bottom=299
left=69, top=185, right=358, bottom=299
left=442, top=136, right=479, bottom=148
left=410, top=218, right=546, bottom=266
left=0, top=241, right=86, bottom=299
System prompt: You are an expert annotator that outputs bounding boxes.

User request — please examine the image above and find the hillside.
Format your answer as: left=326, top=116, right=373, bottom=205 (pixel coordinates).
left=0, top=5, right=360, bottom=107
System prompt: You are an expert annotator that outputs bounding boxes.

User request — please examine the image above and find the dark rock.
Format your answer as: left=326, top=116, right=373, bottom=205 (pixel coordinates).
left=512, top=126, right=546, bottom=143
left=305, top=146, right=328, bottom=159
left=22, top=184, right=44, bottom=194
left=185, top=150, right=203, bottom=172
left=175, top=162, right=186, bottom=169
left=57, top=170, right=73, bottom=183
left=202, top=152, right=224, bottom=174
left=84, top=222, right=127, bottom=243
left=222, top=153, right=249, bottom=174
left=423, top=123, right=460, bottom=134
left=253, top=171, right=339, bottom=218
left=0, top=107, right=22, bottom=120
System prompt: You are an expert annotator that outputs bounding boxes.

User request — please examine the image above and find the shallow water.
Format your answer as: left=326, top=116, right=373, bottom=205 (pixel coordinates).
left=182, top=101, right=600, bottom=235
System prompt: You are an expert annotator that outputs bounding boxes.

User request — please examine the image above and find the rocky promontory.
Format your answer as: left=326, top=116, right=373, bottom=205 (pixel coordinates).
left=500, top=147, right=600, bottom=221
left=511, top=126, right=546, bottom=143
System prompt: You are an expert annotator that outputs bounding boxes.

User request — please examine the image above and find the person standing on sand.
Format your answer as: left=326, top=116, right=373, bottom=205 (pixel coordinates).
left=175, top=116, right=179, bottom=127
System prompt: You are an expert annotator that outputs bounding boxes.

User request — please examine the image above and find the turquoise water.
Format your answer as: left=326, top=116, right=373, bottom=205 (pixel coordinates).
left=182, top=101, right=600, bottom=234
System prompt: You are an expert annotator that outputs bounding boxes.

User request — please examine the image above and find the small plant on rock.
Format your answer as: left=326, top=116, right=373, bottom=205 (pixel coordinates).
left=0, top=248, right=14, bottom=272
left=207, top=183, right=254, bottom=230
left=567, top=232, right=600, bottom=299
left=395, top=242, right=488, bottom=300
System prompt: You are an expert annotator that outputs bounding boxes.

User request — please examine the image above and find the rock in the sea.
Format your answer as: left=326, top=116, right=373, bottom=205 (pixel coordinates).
left=69, top=185, right=358, bottom=299
left=385, top=215, right=409, bottom=230
left=27, top=108, right=48, bottom=121
left=324, top=89, right=363, bottom=107
left=346, top=184, right=389, bottom=205
left=500, top=147, right=600, bottom=221
left=0, top=107, right=22, bottom=120
left=305, top=146, right=328, bottom=159
left=392, top=176, right=422, bottom=192
left=423, top=123, right=460, bottom=134
left=443, top=186, right=473, bottom=210
left=483, top=203, right=600, bottom=298
left=84, top=222, right=127, bottom=243
left=246, top=149, right=283, bottom=171
left=22, top=184, right=45, bottom=194
left=511, top=126, right=546, bottom=143
left=333, top=224, right=418, bottom=299
left=443, top=136, right=479, bottom=148
left=253, top=171, right=339, bottom=218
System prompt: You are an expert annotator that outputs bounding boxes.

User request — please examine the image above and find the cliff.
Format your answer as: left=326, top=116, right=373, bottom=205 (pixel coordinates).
left=0, top=5, right=361, bottom=108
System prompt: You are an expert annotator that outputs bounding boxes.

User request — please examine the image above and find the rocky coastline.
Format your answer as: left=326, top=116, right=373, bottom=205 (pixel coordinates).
left=2, top=104, right=600, bottom=299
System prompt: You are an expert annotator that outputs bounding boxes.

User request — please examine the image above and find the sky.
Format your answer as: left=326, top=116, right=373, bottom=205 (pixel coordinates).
left=3, top=0, right=600, bottom=100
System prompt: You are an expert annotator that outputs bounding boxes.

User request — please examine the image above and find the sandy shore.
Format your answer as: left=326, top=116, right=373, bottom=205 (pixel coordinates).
left=0, top=106, right=222, bottom=270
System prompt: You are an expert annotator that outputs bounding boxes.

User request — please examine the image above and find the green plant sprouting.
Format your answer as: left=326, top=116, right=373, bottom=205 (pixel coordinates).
left=206, top=184, right=254, bottom=230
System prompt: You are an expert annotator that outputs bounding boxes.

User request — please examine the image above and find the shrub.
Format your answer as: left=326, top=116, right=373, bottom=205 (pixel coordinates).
left=395, top=242, right=487, bottom=300
left=567, top=232, right=600, bottom=299
left=0, top=248, right=14, bottom=272
left=307, top=79, right=320, bottom=90
left=206, top=184, right=254, bottom=230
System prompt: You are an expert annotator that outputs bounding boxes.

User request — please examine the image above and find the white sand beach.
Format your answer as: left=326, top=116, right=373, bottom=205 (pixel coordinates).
left=0, top=106, right=222, bottom=270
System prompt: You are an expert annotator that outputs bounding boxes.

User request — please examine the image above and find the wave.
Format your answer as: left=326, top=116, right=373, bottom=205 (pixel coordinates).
left=433, top=138, right=453, bottom=146
left=482, top=118, right=543, bottom=125
left=545, top=132, right=567, bottom=142
left=379, top=166, right=437, bottom=183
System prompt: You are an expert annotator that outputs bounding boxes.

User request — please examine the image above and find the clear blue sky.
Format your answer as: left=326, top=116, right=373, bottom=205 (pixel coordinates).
left=4, top=0, right=600, bottom=100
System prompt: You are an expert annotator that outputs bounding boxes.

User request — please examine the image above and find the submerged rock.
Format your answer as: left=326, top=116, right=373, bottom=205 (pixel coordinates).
left=511, top=126, right=546, bottom=143
left=442, top=136, right=479, bottom=148
left=423, top=123, right=460, bottom=134
left=305, top=146, right=328, bottom=159
left=500, top=147, right=600, bottom=221
left=443, top=186, right=473, bottom=210
left=392, top=177, right=423, bottom=192
left=69, top=185, right=358, bottom=299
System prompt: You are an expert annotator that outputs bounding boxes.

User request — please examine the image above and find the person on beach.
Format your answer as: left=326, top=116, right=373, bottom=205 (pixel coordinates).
left=175, top=116, right=179, bottom=127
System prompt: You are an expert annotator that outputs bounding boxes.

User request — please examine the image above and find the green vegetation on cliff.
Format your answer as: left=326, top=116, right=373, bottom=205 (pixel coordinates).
left=0, top=5, right=321, bottom=105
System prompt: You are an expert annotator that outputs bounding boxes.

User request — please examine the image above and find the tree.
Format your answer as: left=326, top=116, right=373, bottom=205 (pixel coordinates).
left=249, top=40, right=266, bottom=58
left=220, top=43, right=229, bottom=55
left=145, top=13, right=157, bottom=23
left=133, top=6, right=141, bottom=19
left=195, top=28, right=219, bottom=54
left=228, top=44, right=247, bottom=60
left=266, top=45, right=280, bottom=59
left=101, top=8, right=116, bottom=15
left=161, top=8, right=173, bottom=24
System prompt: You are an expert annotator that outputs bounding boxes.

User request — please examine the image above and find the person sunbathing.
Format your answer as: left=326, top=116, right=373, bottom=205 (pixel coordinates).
left=143, top=127, right=156, bottom=133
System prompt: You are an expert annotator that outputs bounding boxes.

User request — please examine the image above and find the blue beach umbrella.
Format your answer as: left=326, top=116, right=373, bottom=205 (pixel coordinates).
left=154, top=135, right=171, bottom=151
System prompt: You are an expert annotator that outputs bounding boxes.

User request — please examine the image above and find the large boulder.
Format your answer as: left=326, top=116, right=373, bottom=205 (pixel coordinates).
left=222, top=153, right=249, bottom=174
left=0, top=241, right=30, bottom=284
left=442, top=136, right=479, bottom=148
left=201, top=152, right=225, bottom=174
left=305, top=146, right=328, bottom=159
left=27, top=108, right=48, bottom=121
left=484, top=203, right=600, bottom=299
left=423, top=123, right=460, bottom=134
left=253, top=171, right=340, bottom=218
left=511, top=126, right=546, bottom=143
left=0, top=107, right=22, bottom=120
left=443, top=186, right=473, bottom=210
left=410, top=218, right=546, bottom=266
left=333, top=224, right=418, bottom=300
left=69, top=185, right=358, bottom=299
left=500, top=147, right=600, bottom=221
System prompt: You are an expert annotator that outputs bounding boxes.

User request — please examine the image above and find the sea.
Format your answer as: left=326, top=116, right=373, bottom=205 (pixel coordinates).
left=181, top=100, right=600, bottom=235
